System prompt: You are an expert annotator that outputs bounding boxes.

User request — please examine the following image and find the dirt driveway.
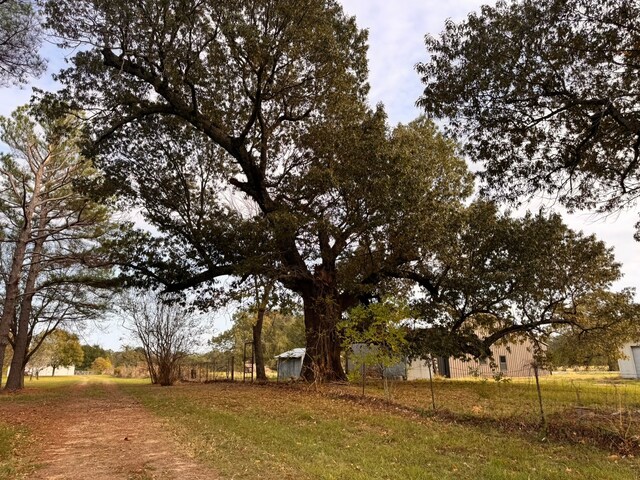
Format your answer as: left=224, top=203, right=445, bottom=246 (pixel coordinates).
left=0, top=378, right=218, bottom=480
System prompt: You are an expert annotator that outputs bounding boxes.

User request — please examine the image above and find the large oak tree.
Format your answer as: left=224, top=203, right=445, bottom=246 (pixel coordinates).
left=44, top=0, right=474, bottom=380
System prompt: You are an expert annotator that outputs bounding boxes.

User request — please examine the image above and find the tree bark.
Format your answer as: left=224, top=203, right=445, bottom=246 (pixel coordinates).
left=156, top=360, right=174, bottom=386
left=0, top=222, right=33, bottom=388
left=0, top=156, right=44, bottom=388
left=252, top=312, right=267, bottom=382
left=6, top=227, right=46, bottom=390
left=0, top=241, right=26, bottom=387
left=252, top=278, right=273, bottom=382
left=300, top=286, right=346, bottom=382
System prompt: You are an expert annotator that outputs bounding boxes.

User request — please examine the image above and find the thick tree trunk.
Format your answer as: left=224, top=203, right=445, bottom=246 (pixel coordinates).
left=300, top=287, right=346, bottom=382
left=0, top=234, right=30, bottom=388
left=0, top=161, right=43, bottom=388
left=157, top=361, right=174, bottom=386
left=252, top=310, right=267, bottom=382
left=6, top=226, right=46, bottom=391
left=6, top=320, right=27, bottom=390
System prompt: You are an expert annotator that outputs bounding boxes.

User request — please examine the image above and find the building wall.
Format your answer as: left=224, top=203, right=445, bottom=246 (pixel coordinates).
left=618, top=342, right=640, bottom=379
left=448, top=339, right=541, bottom=378
left=406, top=359, right=434, bottom=380
left=407, top=337, right=545, bottom=380
left=277, top=357, right=303, bottom=380
left=27, top=365, right=76, bottom=377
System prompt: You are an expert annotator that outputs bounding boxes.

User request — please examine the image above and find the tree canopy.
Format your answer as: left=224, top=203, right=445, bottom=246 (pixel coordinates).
left=29, top=329, right=84, bottom=375
left=0, top=0, right=45, bottom=85
left=417, top=0, right=640, bottom=225
left=403, top=203, right=625, bottom=360
left=42, top=0, right=634, bottom=381
left=79, top=344, right=111, bottom=371
left=547, top=289, right=640, bottom=370
left=91, top=356, right=113, bottom=374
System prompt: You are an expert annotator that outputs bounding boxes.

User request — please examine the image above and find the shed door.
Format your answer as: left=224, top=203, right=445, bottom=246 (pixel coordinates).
left=632, top=346, right=640, bottom=377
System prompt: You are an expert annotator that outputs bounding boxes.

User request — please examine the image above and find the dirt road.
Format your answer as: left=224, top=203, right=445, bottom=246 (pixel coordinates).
left=0, top=378, right=218, bottom=480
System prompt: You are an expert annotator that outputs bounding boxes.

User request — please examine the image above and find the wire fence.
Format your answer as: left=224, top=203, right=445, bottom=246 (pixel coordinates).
left=347, top=363, right=640, bottom=453
left=355, top=362, right=640, bottom=412
left=172, top=353, right=640, bottom=452
left=178, top=356, right=262, bottom=383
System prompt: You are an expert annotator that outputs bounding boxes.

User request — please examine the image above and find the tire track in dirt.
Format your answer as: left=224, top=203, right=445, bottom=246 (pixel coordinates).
left=1, top=379, right=219, bottom=480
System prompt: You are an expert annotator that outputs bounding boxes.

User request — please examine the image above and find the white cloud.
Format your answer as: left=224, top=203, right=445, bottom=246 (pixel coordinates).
left=340, top=0, right=487, bottom=124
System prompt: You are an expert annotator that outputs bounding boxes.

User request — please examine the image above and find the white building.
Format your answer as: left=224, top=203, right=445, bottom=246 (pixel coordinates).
left=9, top=364, right=76, bottom=378
left=34, top=365, right=76, bottom=376
left=618, top=342, right=640, bottom=379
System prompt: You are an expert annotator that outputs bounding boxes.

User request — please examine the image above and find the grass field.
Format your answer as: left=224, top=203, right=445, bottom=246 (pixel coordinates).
left=350, top=372, right=640, bottom=421
left=119, top=375, right=640, bottom=480
left=1, top=374, right=639, bottom=479
left=336, top=372, right=640, bottom=454
left=0, top=423, right=22, bottom=479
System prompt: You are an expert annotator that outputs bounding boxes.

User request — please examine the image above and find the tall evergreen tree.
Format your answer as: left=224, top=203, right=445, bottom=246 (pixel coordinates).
left=0, top=105, right=114, bottom=390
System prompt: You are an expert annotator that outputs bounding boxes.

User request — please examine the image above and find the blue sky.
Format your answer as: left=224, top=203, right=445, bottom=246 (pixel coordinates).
left=1, top=1, right=638, bottom=349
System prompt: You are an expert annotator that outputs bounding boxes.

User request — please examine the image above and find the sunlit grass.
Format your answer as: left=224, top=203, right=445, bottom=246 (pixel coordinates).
left=0, top=375, right=86, bottom=403
left=121, top=381, right=640, bottom=480
left=0, top=375, right=147, bottom=403
left=351, top=372, right=640, bottom=420
left=1, top=373, right=639, bottom=479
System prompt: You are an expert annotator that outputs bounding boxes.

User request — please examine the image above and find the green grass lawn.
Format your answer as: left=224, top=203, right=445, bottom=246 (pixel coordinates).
left=2, top=374, right=640, bottom=479
left=120, top=380, right=640, bottom=480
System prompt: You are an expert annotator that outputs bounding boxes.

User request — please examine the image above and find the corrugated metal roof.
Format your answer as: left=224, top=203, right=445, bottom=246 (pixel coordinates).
left=275, top=347, right=306, bottom=359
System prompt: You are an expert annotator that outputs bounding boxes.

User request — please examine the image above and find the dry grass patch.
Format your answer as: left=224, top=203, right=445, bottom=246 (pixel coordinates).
left=330, top=375, right=640, bottom=454
left=121, top=381, right=640, bottom=480
left=0, top=419, right=38, bottom=479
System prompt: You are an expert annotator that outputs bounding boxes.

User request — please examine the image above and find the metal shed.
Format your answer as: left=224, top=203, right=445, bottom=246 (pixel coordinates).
left=275, top=348, right=306, bottom=380
left=618, top=342, right=640, bottom=379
